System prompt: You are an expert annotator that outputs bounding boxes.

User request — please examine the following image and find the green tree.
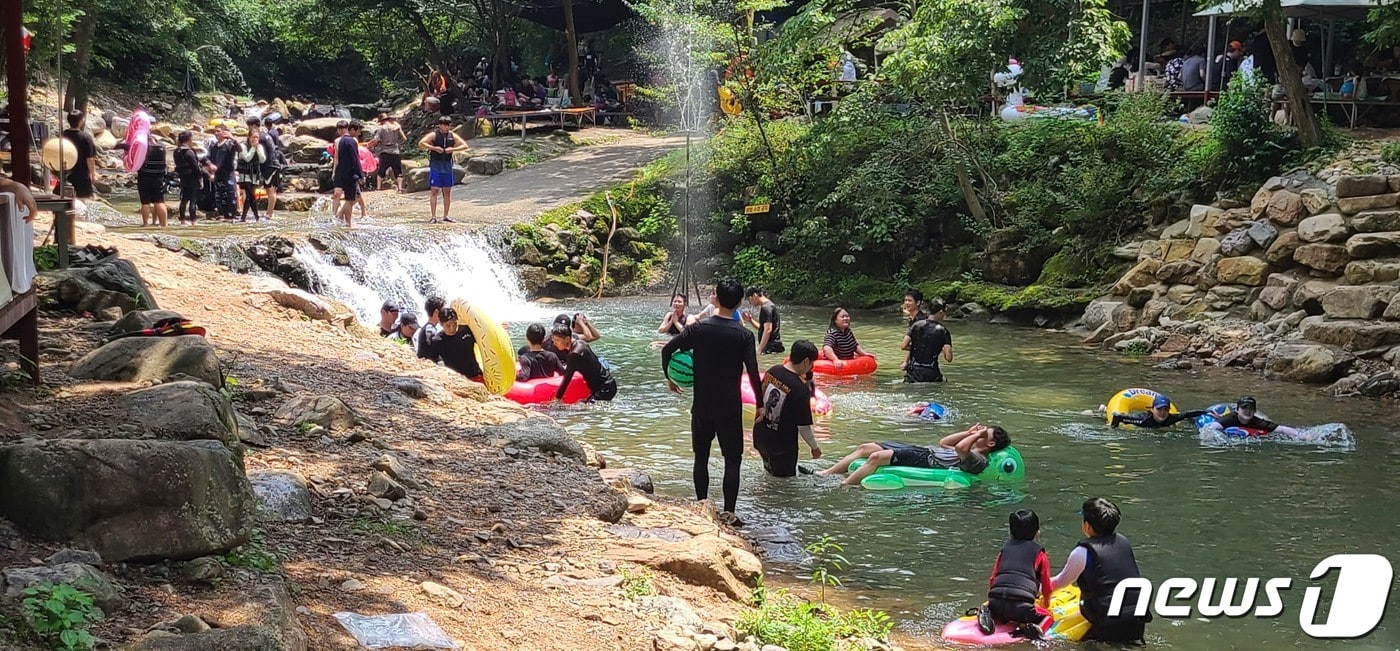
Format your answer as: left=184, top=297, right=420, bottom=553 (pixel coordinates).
left=1205, top=0, right=1321, bottom=147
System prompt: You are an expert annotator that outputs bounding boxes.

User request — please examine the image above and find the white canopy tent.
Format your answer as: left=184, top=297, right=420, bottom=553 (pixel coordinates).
left=1194, top=0, right=1382, bottom=77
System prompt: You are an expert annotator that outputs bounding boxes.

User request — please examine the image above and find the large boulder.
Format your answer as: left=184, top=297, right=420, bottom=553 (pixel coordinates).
left=292, top=117, right=347, bottom=142
left=1293, top=243, right=1350, bottom=274
left=119, top=381, right=240, bottom=449
left=1154, top=261, right=1199, bottom=284
left=108, top=310, right=186, bottom=336
left=1344, top=258, right=1400, bottom=285
left=1293, top=280, right=1340, bottom=314
left=1215, top=256, right=1269, bottom=286
left=273, top=395, right=360, bottom=432
left=1300, top=188, right=1330, bottom=215
left=1161, top=219, right=1190, bottom=239
left=1321, top=285, right=1399, bottom=320
left=480, top=418, right=585, bottom=462
left=1351, top=209, right=1400, bottom=233
left=281, top=134, right=332, bottom=164
left=1205, top=285, right=1249, bottom=310
left=1259, top=274, right=1300, bottom=311
left=1247, top=220, right=1279, bottom=249
left=248, top=471, right=313, bottom=523
left=0, top=440, right=254, bottom=562
left=267, top=288, right=340, bottom=322
left=1250, top=187, right=1272, bottom=218
left=1336, top=174, right=1390, bottom=198
left=1265, top=231, right=1302, bottom=263
left=1345, top=232, right=1400, bottom=259
left=1187, top=205, right=1223, bottom=238
left=1111, top=260, right=1160, bottom=295
left=70, top=336, right=222, bottom=386
left=1338, top=193, right=1398, bottom=216
left=1297, top=213, right=1350, bottom=243
left=36, top=268, right=140, bottom=315
left=1081, top=300, right=1135, bottom=332
left=1266, top=190, right=1306, bottom=225
left=126, top=584, right=306, bottom=651
left=85, top=258, right=160, bottom=310
left=1265, top=343, right=1354, bottom=383
left=1219, top=229, right=1254, bottom=257
left=1191, top=237, right=1222, bottom=263
left=402, top=165, right=467, bottom=193
left=1301, top=317, right=1400, bottom=350
left=466, top=155, right=505, bottom=176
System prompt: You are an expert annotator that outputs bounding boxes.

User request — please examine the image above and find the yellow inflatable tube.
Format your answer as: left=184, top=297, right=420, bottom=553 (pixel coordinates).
left=1105, top=387, right=1177, bottom=426
left=451, top=299, right=515, bottom=396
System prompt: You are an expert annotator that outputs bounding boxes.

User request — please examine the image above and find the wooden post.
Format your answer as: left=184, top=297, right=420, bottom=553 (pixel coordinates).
left=564, top=0, right=581, bottom=106
left=5, top=0, right=31, bottom=187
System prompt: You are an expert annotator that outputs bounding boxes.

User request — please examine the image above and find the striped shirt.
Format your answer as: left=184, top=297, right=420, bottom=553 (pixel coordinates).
left=823, top=327, right=860, bottom=360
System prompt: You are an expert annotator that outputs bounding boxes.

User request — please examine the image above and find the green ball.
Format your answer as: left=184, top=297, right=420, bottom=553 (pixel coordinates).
left=667, top=350, right=695, bottom=387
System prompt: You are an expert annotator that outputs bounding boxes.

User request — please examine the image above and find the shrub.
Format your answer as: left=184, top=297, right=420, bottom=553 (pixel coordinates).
left=20, top=583, right=102, bottom=651
left=737, top=584, right=892, bottom=651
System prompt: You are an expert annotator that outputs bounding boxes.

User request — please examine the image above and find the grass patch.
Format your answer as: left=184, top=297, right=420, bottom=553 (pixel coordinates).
left=619, top=566, right=657, bottom=600
left=737, top=582, right=892, bottom=651
left=351, top=516, right=426, bottom=544
left=223, top=529, right=279, bottom=572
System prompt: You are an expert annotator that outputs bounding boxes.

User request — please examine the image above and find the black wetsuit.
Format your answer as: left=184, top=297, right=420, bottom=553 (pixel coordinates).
left=660, top=315, right=761, bottom=513
left=557, top=339, right=616, bottom=401
left=904, top=318, right=951, bottom=383
left=1111, top=410, right=1207, bottom=429
left=425, top=326, right=481, bottom=378
left=516, top=349, right=563, bottom=382
left=1213, top=413, right=1280, bottom=433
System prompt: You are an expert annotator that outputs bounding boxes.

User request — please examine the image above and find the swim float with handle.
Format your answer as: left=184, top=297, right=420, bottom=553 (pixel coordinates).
left=739, top=371, right=832, bottom=416
left=849, top=446, right=1025, bottom=490
left=941, top=584, right=1088, bottom=645
left=1105, top=388, right=1177, bottom=427
left=505, top=373, right=591, bottom=404
left=808, top=354, right=877, bottom=377
left=451, top=300, right=514, bottom=396
left=123, top=110, right=151, bottom=174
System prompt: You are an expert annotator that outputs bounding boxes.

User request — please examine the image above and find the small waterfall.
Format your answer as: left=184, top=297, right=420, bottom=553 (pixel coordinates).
left=294, top=228, right=547, bottom=325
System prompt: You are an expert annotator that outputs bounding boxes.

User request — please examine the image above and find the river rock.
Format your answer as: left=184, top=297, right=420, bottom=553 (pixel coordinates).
left=126, top=584, right=306, bottom=651
left=1205, top=285, right=1249, bottom=310
left=36, top=268, right=139, bottom=315
left=480, top=418, right=586, bottom=462
left=1337, top=174, right=1389, bottom=198
left=248, top=471, right=313, bottom=523
left=1293, top=243, right=1350, bottom=274
left=70, top=335, right=222, bottom=386
left=1111, top=260, right=1159, bottom=295
left=1189, top=238, right=1221, bottom=264
left=3, top=563, right=125, bottom=613
left=1161, top=219, right=1190, bottom=239
left=274, top=395, right=361, bottom=432
left=1219, top=229, right=1254, bottom=257
left=1250, top=187, right=1272, bottom=218
left=1293, top=280, right=1340, bottom=314
left=108, top=309, right=186, bottom=336
left=1338, top=193, right=1398, bottom=215
left=1345, top=232, right=1400, bottom=259
left=292, top=117, right=347, bottom=142
left=599, top=468, right=655, bottom=494
left=1154, top=261, right=1198, bottom=284
left=1301, top=317, right=1400, bottom=350
left=402, top=165, right=467, bottom=192
left=1248, top=220, right=1279, bottom=248
left=372, top=454, right=423, bottom=489
left=466, top=155, right=505, bottom=175
left=1081, top=299, right=1134, bottom=332
left=654, top=535, right=759, bottom=601
left=1187, top=205, right=1222, bottom=238
left=1321, top=286, right=1399, bottom=319
left=1215, top=256, right=1269, bottom=286
left=1265, top=231, right=1302, bottom=263
left=1344, top=258, right=1400, bottom=284
left=119, top=381, right=240, bottom=449
left=282, top=134, right=331, bottom=164
left=1267, top=190, right=1306, bottom=225
left=367, top=471, right=407, bottom=501
left=593, top=489, right=628, bottom=523
left=1136, top=240, right=1161, bottom=262
left=1351, top=209, right=1400, bottom=234
left=1259, top=274, right=1300, bottom=311
left=1112, top=242, right=1144, bottom=260
left=1265, top=343, right=1354, bottom=383
left=1388, top=295, right=1400, bottom=320
left=1297, top=213, right=1350, bottom=243
left=1301, top=188, right=1331, bottom=215
left=0, top=440, right=253, bottom=562
left=1165, top=284, right=1199, bottom=304
left=1161, top=240, right=1196, bottom=263
left=266, top=288, right=349, bottom=323
left=391, top=376, right=453, bottom=404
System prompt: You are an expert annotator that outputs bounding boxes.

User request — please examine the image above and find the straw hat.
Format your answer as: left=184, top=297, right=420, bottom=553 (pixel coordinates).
left=1290, top=28, right=1306, bottom=45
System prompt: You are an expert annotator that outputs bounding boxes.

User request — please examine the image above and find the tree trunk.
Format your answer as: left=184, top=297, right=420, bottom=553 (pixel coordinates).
left=63, top=4, right=98, bottom=113
left=1263, top=4, right=1321, bottom=147
left=940, top=111, right=988, bottom=225
left=563, top=0, right=581, bottom=103
left=402, top=5, right=470, bottom=109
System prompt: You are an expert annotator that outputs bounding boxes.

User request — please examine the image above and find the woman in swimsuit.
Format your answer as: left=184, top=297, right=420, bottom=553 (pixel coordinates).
left=658, top=293, right=688, bottom=336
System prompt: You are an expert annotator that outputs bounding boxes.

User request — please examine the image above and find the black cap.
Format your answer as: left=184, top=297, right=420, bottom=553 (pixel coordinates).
left=1238, top=396, right=1257, bottom=408
left=381, top=301, right=399, bottom=312
left=397, top=313, right=419, bottom=327
left=438, top=116, right=452, bottom=125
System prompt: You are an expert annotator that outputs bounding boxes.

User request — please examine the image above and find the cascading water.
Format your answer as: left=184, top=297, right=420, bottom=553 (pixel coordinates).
left=294, top=228, right=546, bottom=324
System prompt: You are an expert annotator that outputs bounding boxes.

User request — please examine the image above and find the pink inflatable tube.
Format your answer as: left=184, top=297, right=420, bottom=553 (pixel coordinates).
left=740, top=372, right=833, bottom=416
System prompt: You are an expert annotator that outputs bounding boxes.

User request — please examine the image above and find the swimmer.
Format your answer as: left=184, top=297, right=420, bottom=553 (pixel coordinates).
left=1202, top=396, right=1300, bottom=436
left=1109, top=394, right=1205, bottom=429
left=908, top=401, right=944, bottom=420
left=818, top=424, right=1009, bottom=486
left=822, top=308, right=874, bottom=368
left=658, top=293, right=689, bottom=336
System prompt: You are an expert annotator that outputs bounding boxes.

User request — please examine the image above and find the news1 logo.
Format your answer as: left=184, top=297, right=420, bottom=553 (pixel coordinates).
left=1108, top=554, right=1394, bottom=638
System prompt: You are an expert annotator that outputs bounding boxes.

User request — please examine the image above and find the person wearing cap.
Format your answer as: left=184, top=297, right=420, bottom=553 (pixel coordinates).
left=1203, top=397, right=1300, bottom=436
left=332, top=120, right=364, bottom=227
left=1109, top=394, right=1205, bottom=429
left=378, top=301, right=400, bottom=337
left=418, top=116, right=468, bottom=223
left=390, top=313, right=419, bottom=348
left=208, top=125, right=239, bottom=220
left=368, top=112, right=405, bottom=192
left=1209, top=40, right=1244, bottom=91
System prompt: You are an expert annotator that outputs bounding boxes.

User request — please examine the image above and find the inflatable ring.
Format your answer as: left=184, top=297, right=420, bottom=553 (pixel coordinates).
left=1195, top=403, right=1272, bottom=435
left=123, top=110, right=151, bottom=174
left=452, top=300, right=514, bottom=396
left=505, top=374, right=591, bottom=404
left=850, top=446, right=1025, bottom=490
left=809, top=354, right=877, bottom=377
left=941, top=584, right=1088, bottom=644
left=325, top=143, right=379, bottom=175
left=740, top=372, right=833, bottom=416
left=1105, top=388, right=1177, bottom=427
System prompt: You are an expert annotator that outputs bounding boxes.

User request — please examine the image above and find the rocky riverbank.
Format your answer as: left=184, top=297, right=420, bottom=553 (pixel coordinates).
left=0, top=219, right=897, bottom=651
left=1079, top=164, right=1400, bottom=399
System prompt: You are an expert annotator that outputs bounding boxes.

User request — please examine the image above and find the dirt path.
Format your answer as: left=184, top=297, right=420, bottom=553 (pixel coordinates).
left=372, top=132, right=684, bottom=226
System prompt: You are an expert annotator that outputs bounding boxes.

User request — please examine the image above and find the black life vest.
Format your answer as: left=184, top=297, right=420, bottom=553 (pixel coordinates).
left=907, top=320, right=945, bottom=366
left=1076, top=533, right=1147, bottom=621
left=174, top=147, right=200, bottom=178
left=429, top=130, right=453, bottom=164
left=988, top=539, right=1042, bottom=603
left=139, top=144, right=167, bottom=177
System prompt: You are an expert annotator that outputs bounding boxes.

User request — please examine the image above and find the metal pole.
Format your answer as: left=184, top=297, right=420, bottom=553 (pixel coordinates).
left=1137, top=0, right=1150, bottom=91
left=56, top=0, right=66, bottom=198
left=1206, top=16, right=1217, bottom=96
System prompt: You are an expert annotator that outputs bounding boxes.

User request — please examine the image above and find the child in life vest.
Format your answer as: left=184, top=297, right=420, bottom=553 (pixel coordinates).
left=978, top=509, right=1055, bottom=639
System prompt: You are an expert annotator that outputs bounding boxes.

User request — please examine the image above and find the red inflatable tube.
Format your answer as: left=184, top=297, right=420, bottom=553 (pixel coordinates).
left=740, top=372, right=833, bottom=416
left=505, top=374, right=591, bottom=404
left=810, top=354, right=877, bottom=376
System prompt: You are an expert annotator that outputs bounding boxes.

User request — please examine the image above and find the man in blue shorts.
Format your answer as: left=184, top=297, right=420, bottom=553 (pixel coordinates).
left=418, top=116, right=468, bottom=223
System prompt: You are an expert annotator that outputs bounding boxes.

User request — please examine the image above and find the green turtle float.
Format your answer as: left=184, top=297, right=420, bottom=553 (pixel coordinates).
left=849, top=446, right=1026, bottom=490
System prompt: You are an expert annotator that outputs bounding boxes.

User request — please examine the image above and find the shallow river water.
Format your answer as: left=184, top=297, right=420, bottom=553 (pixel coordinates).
left=533, top=296, right=1399, bottom=650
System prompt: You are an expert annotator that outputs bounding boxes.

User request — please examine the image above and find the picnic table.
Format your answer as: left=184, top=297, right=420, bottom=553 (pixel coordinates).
left=484, top=107, right=597, bottom=143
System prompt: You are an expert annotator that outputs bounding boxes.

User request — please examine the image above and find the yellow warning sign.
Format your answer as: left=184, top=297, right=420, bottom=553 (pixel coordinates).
left=744, top=204, right=770, bottom=215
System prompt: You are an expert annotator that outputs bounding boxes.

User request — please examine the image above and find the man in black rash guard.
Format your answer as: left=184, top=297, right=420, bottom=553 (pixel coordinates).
left=423, top=307, right=482, bottom=379
left=741, top=286, right=783, bottom=354
left=902, top=301, right=953, bottom=383
left=552, top=324, right=617, bottom=401
left=661, top=279, right=762, bottom=526
left=1201, top=395, right=1301, bottom=436
left=517, top=323, right=563, bottom=381
left=1110, top=394, right=1206, bottom=429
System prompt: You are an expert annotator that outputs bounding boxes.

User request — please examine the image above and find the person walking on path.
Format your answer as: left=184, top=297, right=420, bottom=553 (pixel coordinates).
left=661, top=279, right=762, bottom=526
left=369, top=112, right=406, bottom=193
left=418, top=116, right=469, bottom=223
